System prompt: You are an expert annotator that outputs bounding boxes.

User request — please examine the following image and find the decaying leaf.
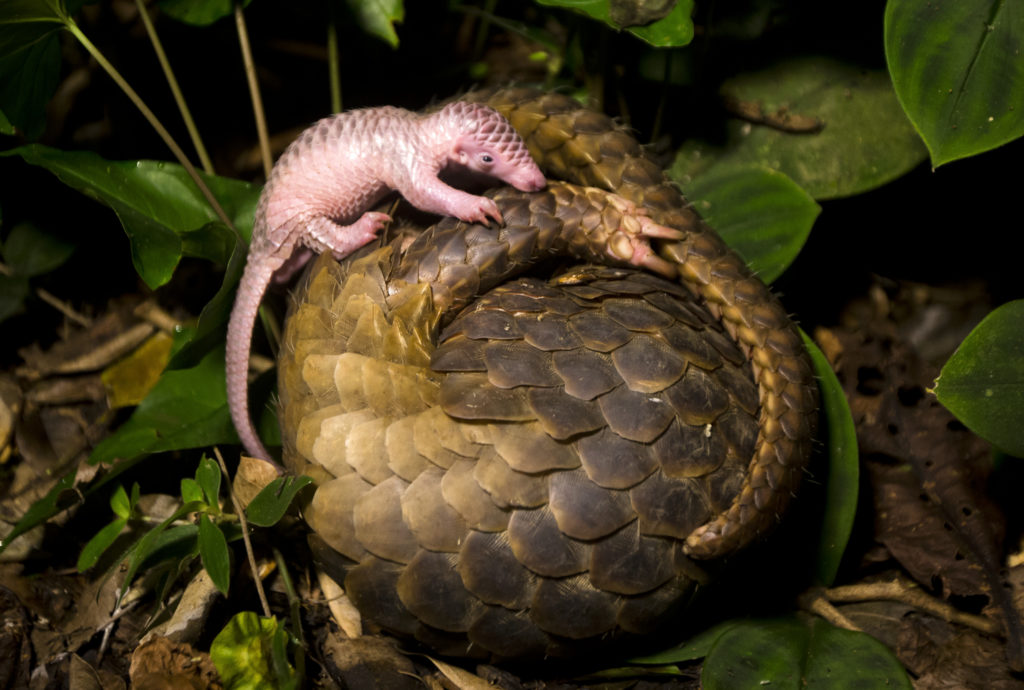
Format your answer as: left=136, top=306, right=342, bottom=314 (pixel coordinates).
left=129, top=635, right=223, bottom=690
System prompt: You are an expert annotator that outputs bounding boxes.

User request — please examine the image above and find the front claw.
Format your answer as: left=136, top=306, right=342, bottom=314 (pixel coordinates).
left=606, top=210, right=683, bottom=278
left=608, top=230, right=677, bottom=278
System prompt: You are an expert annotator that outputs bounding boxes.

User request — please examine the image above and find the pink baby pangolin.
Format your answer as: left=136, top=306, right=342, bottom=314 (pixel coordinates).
left=226, top=102, right=546, bottom=461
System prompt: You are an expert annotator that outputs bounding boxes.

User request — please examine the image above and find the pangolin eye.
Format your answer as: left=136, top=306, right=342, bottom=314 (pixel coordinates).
left=481, top=154, right=493, bottom=163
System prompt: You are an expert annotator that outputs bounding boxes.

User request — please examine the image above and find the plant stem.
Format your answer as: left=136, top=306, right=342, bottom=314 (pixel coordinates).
left=64, top=21, right=239, bottom=240
left=134, top=0, right=215, bottom=175
left=214, top=447, right=272, bottom=618
left=235, top=0, right=272, bottom=178
left=327, top=0, right=342, bottom=113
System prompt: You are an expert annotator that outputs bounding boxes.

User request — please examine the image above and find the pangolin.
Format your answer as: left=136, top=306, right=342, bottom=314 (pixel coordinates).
left=276, top=89, right=820, bottom=658
left=227, top=102, right=548, bottom=461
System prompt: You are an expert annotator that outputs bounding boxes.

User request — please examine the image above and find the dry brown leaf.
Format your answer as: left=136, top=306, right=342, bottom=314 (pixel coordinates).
left=129, top=635, right=222, bottom=690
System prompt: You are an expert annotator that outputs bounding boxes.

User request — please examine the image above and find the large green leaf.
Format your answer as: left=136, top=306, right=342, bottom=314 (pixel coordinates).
left=934, top=300, right=1024, bottom=458
left=885, top=0, right=1024, bottom=167
left=535, top=0, right=694, bottom=47
left=802, top=331, right=858, bottom=585
left=702, top=617, right=912, bottom=689
left=1, top=145, right=258, bottom=288
left=88, top=345, right=239, bottom=465
left=671, top=57, right=928, bottom=200
left=345, top=0, right=405, bottom=48
left=0, top=0, right=91, bottom=139
left=681, top=166, right=819, bottom=284
left=157, top=0, right=251, bottom=26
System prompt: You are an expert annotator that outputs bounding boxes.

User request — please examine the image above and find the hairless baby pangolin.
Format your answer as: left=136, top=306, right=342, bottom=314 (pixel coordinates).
left=226, top=102, right=556, bottom=461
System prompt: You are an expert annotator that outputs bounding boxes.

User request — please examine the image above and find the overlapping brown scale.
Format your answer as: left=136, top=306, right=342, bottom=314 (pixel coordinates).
left=589, top=522, right=675, bottom=595
left=276, top=88, right=819, bottom=659
left=577, top=428, right=658, bottom=489
left=457, top=530, right=536, bottom=609
left=507, top=507, right=589, bottom=577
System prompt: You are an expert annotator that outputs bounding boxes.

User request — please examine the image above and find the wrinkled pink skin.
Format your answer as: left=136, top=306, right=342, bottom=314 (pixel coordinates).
left=227, top=103, right=546, bottom=461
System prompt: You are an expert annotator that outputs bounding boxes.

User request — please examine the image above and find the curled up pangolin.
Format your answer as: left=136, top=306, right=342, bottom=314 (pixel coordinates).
left=276, top=89, right=820, bottom=659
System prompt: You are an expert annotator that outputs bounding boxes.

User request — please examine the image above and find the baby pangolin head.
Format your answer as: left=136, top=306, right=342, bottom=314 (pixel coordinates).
left=442, top=102, right=547, bottom=193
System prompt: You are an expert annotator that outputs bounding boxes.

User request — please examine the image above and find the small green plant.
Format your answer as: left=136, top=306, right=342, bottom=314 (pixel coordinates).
left=77, top=455, right=312, bottom=601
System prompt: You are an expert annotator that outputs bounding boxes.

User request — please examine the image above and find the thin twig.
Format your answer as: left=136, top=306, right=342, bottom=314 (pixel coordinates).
left=823, top=579, right=1000, bottom=634
left=65, top=22, right=240, bottom=242
left=235, top=1, right=272, bottom=178
left=134, top=0, right=215, bottom=175
left=213, top=446, right=271, bottom=618
left=36, top=287, right=92, bottom=327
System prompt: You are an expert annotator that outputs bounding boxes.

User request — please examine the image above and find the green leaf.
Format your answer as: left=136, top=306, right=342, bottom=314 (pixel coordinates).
left=702, top=617, right=912, bottom=689
left=245, top=476, right=314, bottom=528
left=536, top=0, right=695, bottom=47
left=934, top=300, right=1024, bottom=458
left=195, top=456, right=222, bottom=507
left=1, top=221, right=75, bottom=277
left=0, top=468, right=76, bottom=556
left=157, top=0, right=251, bottom=26
left=885, top=0, right=1024, bottom=167
left=118, top=500, right=204, bottom=603
left=77, top=517, right=128, bottom=572
left=344, top=0, right=404, bottom=48
left=211, top=613, right=298, bottom=690
left=802, top=331, right=859, bottom=585
left=680, top=166, right=819, bottom=284
left=199, top=513, right=231, bottom=595
left=0, top=273, right=31, bottom=323
left=89, top=345, right=239, bottom=465
left=0, top=0, right=69, bottom=139
left=110, top=484, right=131, bottom=519
left=629, top=620, right=741, bottom=664
left=671, top=57, right=928, bottom=200
left=0, top=145, right=258, bottom=289
left=180, top=478, right=204, bottom=505
left=0, top=107, right=14, bottom=134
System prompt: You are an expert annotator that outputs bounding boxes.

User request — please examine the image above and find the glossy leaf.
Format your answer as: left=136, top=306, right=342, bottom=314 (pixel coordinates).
left=702, top=616, right=912, bottom=689
left=199, top=513, right=231, bottom=595
left=196, top=456, right=222, bottom=508
left=158, top=0, right=251, bottom=26
left=0, top=221, right=75, bottom=278
left=345, top=0, right=404, bottom=48
left=671, top=57, right=928, bottom=199
left=885, top=0, right=1024, bottom=167
left=535, top=0, right=694, bottom=47
left=934, top=300, right=1024, bottom=458
left=0, top=1, right=67, bottom=139
left=802, top=330, right=859, bottom=585
left=680, top=166, right=819, bottom=284
left=1, top=145, right=259, bottom=289
left=89, top=346, right=238, bottom=465
left=0, top=108, right=13, bottom=134
left=211, top=613, right=298, bottom=690
left=245, top=476, right=314, bottom=527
